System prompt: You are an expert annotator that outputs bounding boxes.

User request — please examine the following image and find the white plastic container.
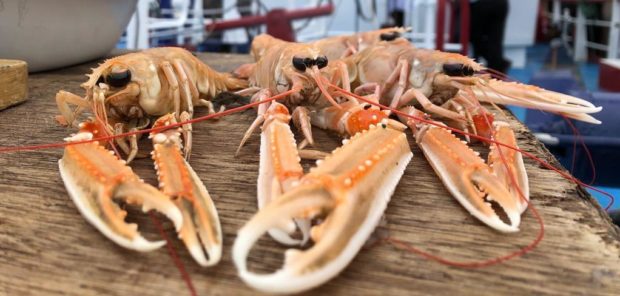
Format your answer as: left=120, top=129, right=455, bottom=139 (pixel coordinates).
left=0, top=0, right=137, bottom=72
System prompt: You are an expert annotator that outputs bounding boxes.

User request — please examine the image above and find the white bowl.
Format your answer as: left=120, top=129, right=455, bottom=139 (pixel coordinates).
left=0, top=0, right=137, bottom=72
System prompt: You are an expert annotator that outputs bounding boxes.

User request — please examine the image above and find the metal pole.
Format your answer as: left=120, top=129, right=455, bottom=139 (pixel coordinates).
left=137, top=0, right=150, bottom=49
left=608, top=0, right=620, bottom=59
left=574, top=4, right=587, bottom=61
left=552, top=0, right=561, bottom=24
left=126, top=11, right=138, bottom=49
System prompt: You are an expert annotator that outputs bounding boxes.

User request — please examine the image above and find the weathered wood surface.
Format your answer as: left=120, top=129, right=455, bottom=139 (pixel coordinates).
left=0, top=52, right=619, bottom=296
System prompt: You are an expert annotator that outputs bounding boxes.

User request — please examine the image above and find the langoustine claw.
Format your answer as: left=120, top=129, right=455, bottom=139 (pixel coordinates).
left=150, top=113, right=223, bottom=266
left=488, top=122, right=529, bottom=214
left=58, top=120, right=183, bottom=251
left=399, top=107, right=527, bottom=232
left=474, top=79, right=602, bottom=124
left=255, top=102, right=306, bottom=245
left=233, top=121, right=412, bottom=294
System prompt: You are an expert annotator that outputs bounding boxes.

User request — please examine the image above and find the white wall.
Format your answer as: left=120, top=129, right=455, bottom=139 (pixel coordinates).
left=504, top=0, right=540, bottom=67
left=505, top=0, right=539, bottom=46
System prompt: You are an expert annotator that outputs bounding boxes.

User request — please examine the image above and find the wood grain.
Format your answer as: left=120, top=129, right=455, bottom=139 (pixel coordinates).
left=0, top=52, right=618, bottom=296
left=0, top=59, right=28, bottom=110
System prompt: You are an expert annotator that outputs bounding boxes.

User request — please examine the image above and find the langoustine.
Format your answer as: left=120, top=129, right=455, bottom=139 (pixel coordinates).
left=56, top=47, right=247, bottom=161
left=55, top=47, right=241, bottom=266
left=232, top=32, right=414, bottom=293
left=320, top=38, right=601, bottom=231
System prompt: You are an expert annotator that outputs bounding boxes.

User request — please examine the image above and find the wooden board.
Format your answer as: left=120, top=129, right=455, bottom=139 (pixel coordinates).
left=0, top=52, right=619, bottom=296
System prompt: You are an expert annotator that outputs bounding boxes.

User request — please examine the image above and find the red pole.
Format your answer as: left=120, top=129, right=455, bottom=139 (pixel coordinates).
left=206, top=14, right=267, bottom=31
left=266, top=9, right=296, bottom=41
left=460, top=0, right=470, bottom=55
left=206, top=4, right=334, bottom=41
left=449, top=0, right=456, bottom=43
left=436, top=0, right=446, bottom=51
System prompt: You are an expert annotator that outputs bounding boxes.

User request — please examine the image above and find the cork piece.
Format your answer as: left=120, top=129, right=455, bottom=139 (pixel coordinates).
left=0, top=59, right=28, bottom=110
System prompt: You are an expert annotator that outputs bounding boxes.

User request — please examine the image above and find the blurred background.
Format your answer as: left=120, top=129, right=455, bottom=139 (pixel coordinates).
left=1, top=0, right=618, bottom=211
left=113, top=0, right=620, bottom=211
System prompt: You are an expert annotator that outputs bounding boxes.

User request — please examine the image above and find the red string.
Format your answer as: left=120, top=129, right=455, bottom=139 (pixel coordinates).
left=149, top=212, right=197, bottom=296
left=386, top=203, right=544, bottom=268
left=93, top=115, right=122, bottom=158
left=570, top=126, right=577, bottom=175
left=481, top=68, right=514, bottom=82
left=0, top=77, right=614, bottom=269
left=0, top=88, right=297, bottom=153
left=385, top=165, right=545, bottom=268
left=328, top=84, right=615, bottom=210
left=562, top=116, right=597, bottom=185
left=477, top=69, right=599, bottom=187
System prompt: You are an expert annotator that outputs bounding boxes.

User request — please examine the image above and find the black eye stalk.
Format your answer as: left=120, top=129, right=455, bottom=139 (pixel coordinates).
left=292, top=57, right=307, bottom=71
left=442, top=63, right=475, bottom=77
left=292, top=56, right=329, bottom=72
left=105, top=69, right=132, bottom=87
left=315, top=56, right=328, bottom=69
left=303, top=57, right=314, bottom=68
left=380, top=31, right=401, bottom=42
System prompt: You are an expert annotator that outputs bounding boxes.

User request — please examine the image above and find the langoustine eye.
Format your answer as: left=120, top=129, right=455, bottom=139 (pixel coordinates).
left=315, top=56, right=328, bottom=69
left=442, top=63, right=474, bottom=77
left=105, top=69, right=132, bottom=87
left=380, top=31, right=400, bottom=41
left=292, top=56, right=328, bottom=71
left=292, top=57, right=307, bottom=71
